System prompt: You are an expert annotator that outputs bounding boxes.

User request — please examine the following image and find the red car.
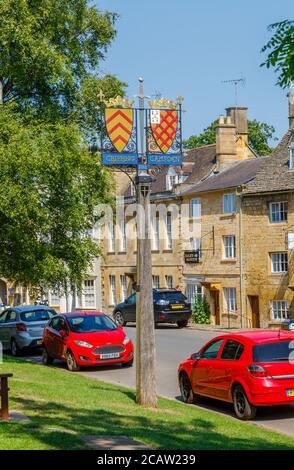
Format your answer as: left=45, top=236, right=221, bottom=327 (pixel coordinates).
left=178, top=330, right=294, bottom=420
left=42, top=312, right=134, bottom=371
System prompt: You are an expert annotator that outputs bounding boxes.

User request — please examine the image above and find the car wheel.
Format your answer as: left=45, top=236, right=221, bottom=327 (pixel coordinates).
left=11, top=339, right=20, bottom=357
left=177, top=320, right=188, bottom=328
left=114, top=311, right=126, bottom=327
left=121, top=358, right=134, bottom=367
left=179, top=372, right=197, bottom=404
left=233, top=385, right=257, bottom=420
left=66, top=350, right=80, bottom=372
left=42, top=347, right=54, bottom=365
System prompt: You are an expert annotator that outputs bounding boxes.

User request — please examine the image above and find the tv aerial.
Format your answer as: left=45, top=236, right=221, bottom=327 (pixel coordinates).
left=222, top=75, right=246, bottom=107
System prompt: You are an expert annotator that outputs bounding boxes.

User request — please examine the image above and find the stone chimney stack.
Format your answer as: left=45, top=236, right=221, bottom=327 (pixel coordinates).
left=288, top=91, right=294, bottom=129
left=216, top=115, right=237, bottom=170
left=226, top=106, right=248, bottom=143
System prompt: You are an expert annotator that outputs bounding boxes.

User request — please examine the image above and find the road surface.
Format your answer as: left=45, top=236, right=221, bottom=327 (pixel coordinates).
left=24, top=325, right=294, bottom=439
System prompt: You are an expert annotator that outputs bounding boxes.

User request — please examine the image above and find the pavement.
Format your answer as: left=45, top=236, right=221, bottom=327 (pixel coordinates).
left=22, top=325, right=294, bottom=439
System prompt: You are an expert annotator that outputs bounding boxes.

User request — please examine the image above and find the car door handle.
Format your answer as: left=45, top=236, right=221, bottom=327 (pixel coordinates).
left=225, top=369, right=231, bottom=374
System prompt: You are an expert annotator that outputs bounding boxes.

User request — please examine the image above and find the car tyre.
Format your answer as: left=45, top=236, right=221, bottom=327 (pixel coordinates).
left=179, top=372, right=197, bottom=404
left=177, top=320, right=188, bottom=328
left=122, top=358, right=134, bottom=367
left=42, top=347, right=54, bottom=365
left=66, top=350, right=80, bottom=372
left=11, top=339, right=20, bottom=357
left=233, top=385, right=257, bottom=420
left=114, top=311, right=127, bottom=327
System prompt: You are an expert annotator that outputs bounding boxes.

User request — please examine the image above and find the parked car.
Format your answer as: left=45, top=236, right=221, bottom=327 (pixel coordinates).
left=0, top=305, right=57, bottom=356
left=178, top=330, right=294, bottom=420
left=42, top=311, right=134, bottom=371
left=113, top=288, right=191, bottom=328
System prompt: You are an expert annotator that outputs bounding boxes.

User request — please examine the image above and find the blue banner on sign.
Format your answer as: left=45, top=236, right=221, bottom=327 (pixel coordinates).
left=102, top=153, right=138, bottom=165
left=147, top=154, right=183, bottom=165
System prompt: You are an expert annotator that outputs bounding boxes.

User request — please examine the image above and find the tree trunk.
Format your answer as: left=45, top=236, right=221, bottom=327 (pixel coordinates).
left=136, top=179, right=157, bottom=407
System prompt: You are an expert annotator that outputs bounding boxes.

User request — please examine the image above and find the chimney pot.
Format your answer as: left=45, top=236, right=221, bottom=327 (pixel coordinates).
left=219, top=115, right=225, bottom=124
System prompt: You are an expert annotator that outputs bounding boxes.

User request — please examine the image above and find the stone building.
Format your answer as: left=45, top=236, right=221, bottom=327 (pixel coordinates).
left=101, top=106, right=257, bottom=323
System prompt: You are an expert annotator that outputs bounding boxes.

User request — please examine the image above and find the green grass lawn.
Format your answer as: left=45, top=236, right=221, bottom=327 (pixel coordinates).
left=0, top=355, right=293, bottom=450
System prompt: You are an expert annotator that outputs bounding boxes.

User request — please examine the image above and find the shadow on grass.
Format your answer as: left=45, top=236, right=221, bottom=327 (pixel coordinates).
left=11, top=396, right=294, bottom=450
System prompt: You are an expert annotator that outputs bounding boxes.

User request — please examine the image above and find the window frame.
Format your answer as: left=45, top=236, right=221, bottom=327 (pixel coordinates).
left=271, top=300, right=289, bottom=320
left=223, top=193, right=236, bottom=214
left=189, top=198, right=201, bottom=218
left=223, top=235, right=236, bottom=259
left=223, top=287, right=237, bottom=313
left=109, top=275, right=116, bottom=306
left=270, top=252, right=288, bottom=273
left=269, top=201, right=288, bottom=223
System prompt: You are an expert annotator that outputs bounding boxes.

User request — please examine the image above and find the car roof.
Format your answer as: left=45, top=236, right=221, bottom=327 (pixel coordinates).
left=153, top=288, right=182, bottom=293
left=224, top=330, right=294, bottom=344
left=63, top=311, right=105, bottom=318
left=6, top=305, right=56, bottom=313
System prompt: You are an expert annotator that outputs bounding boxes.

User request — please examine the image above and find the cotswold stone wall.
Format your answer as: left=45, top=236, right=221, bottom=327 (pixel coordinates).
left=242, top=193, right=294, bottom=328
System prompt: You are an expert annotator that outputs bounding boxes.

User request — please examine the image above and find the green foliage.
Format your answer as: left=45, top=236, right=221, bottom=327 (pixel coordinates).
left=192, top=296, right=211, bottom=324
left=261, top=20, right=294, bottom=88
left=0, top=105, right=113, bottom=291
left=0, top=1, right=126, bottom=290
left=183, top=119, right=276, bottom=155
left=0, top=0, right=126, bottom=129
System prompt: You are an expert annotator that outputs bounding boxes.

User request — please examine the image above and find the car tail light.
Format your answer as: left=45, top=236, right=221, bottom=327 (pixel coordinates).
left=247, top=364, right=271, bottom=378
left=159, top=314, right=166, bottom=319
left=16, top=323, right=27, bottom=332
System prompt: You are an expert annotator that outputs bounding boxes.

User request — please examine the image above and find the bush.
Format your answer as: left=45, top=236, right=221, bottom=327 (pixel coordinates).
left=192, top=296, right=211, bottom=324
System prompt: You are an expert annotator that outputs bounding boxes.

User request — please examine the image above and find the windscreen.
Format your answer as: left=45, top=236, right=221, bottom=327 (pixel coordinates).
left=68, top=315, right=118, bottom=333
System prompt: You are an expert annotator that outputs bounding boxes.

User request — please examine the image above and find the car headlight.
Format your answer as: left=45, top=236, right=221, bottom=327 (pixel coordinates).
left=123, top=336, right=130, bottom=345
left=74, top=340, right=93, bottom=348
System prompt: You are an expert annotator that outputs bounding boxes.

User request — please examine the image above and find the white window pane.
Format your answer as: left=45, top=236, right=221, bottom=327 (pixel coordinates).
left=190, top=199, right=201, bottom=217
left=223, top=194, right=236, bottom=214
left=152, top=276, right=160, bottom=289
left=109, top=276, right=116, bottom=305
left=271, top=300, right=289, bottom=320
left=84, top=279, right=95, bottom=307
left=165, top=276, right=173, bottom=289
left=120, top=275, right=127, bottom=301
left=166, top=213, right=172, bottom=249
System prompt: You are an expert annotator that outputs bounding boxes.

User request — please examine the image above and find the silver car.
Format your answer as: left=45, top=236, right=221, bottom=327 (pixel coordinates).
left=0, top=306, right=57, bottom=356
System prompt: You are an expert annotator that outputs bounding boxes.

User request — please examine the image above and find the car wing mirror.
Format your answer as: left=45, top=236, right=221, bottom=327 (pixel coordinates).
left=191, top=352, right=201, bottom=361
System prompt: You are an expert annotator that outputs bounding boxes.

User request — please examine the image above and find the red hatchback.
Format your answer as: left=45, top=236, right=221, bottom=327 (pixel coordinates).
left=178, top=330, right=294, bottom=420
left=42, top=312, right=134, bottom=371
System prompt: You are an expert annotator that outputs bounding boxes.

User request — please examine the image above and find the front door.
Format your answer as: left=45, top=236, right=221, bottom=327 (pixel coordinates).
left=190, top=338, right=224, bottom=397
left=248, top=296, right=260, bottom=328
left=211, top=290, right=220, bottom=325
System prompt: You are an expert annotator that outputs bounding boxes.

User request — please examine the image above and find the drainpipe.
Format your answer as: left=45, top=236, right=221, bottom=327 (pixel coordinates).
left=237, top=186, right=244, bottom=328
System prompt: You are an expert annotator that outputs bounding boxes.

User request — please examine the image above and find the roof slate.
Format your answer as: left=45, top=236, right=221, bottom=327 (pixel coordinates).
left=180, top=157, right=264, bottom=196
left=243, top=130, right=294, bottom=194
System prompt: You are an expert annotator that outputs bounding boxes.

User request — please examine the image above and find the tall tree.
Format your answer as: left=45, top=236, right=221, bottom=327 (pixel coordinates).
left=0, top=105, right=112, bottom=292
left=261, top=20, right=294, bottom=88
left=0, top=1, right=125, bottom=291
left=183, top=118, right=277, bottom=155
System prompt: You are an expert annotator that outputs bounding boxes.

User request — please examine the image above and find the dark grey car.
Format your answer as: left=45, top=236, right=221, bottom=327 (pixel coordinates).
left=0, top=305, right=57, bottom=356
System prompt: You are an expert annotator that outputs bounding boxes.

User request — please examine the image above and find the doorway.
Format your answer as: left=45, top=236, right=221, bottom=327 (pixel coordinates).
left=211, top=290, right=220, bottom=325
left=248, top=295, right=260, bottom=328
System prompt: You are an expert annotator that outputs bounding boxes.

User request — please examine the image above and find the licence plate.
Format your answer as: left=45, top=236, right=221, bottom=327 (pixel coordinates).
left=171, top=305, right=184, bottom=309
left=36, top=340, right=42, bottom=345
left=286, top=389, right=294, bottom=397
left=100, top=353, right=120, bottom=359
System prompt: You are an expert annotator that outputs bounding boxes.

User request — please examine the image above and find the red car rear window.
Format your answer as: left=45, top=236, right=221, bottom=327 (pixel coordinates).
left=253, top=341, right=293, bottom=363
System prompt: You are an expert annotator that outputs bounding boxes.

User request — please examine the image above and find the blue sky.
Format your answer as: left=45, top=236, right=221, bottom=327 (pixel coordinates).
left=96, top=0, right=293, bottom=142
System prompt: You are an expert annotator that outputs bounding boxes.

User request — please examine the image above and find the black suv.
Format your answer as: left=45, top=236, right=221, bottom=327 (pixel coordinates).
left=113, top=289, right=191, bottom=328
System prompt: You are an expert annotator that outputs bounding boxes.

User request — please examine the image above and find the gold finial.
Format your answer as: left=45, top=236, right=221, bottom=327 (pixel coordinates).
left=148, top=96, right=184, bottom=109
left=104, top=95, right=134, bottom=108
